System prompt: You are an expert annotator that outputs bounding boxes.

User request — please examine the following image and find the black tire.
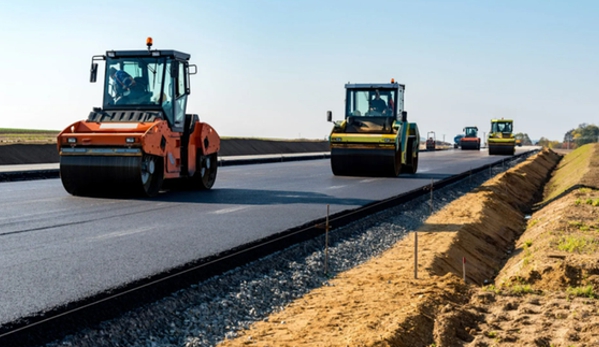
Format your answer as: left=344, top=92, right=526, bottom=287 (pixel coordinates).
left=389, top=148, right=401, bottom=177
left=401, top=139, right=419, bottom=174
left=402, top=150, right=419, bottom=174
left=140, top=155, right=164, bottom=197
left=331, top=155, right=345, bottom=176
left=193, top=153, right=218, bottom=190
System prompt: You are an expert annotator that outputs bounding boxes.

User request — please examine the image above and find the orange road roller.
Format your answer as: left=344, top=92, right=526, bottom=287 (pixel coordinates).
left=57, top=38, right=220, bottom=197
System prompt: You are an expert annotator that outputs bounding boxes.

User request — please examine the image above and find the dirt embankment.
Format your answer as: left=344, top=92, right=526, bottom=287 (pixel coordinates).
left=457, top=144, right=599, bottom=347
left=217, top=146, right=599, bottom=347
left=0, top=139, right=329, bottom=165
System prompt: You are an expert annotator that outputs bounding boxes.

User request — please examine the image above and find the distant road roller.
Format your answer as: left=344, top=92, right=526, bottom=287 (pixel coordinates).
left=326, top=80, right=419, bottom=176
left=425, top=131, right=436, bottom=151
left=460, top=126, right=481, bottom=150
left=488, top=119, right=515, bottom=155
left=57, top=38, right=220, bottom=197
left=515, top=133, right=523, bottom=147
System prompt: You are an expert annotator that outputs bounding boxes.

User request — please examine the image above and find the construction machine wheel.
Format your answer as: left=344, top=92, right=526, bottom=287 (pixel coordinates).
left=140, top=154, right=164, bottom=196
left=488, top=144, right=515, bottom=156
left=330, top=154, right=347, bottom=176
left=331, top=148, right=398, bottom=177
left=193, top=153, right=218, bottom=190
left=59, top=154, right=164, bottom=197
left=401, top=139, right=418, bottom=174
left=330, top=149, right=357, bottom=176
left=389, top=149, right=401, bottom=177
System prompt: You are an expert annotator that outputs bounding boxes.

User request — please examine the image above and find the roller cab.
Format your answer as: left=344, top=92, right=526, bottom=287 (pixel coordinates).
left=488, top=119, right=515, bottom=155
left=57, top=38, right=220, bottom=197
left=326, top=81, right=419, bottom=177
left=460, top=126, right=480, bottom=150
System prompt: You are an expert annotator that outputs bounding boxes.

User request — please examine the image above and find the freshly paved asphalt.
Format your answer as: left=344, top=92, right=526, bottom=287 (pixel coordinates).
left=0, top=148, right=532, bottom=325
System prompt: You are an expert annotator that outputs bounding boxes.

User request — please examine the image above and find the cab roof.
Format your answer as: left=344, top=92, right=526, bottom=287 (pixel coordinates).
left=105, top=49, right=191, bottom=61
left=345, top=82, right=405, bottom=90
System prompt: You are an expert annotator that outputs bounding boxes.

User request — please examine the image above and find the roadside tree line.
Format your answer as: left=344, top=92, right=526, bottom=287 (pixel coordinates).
left=538, top=123, right=599, bottom=149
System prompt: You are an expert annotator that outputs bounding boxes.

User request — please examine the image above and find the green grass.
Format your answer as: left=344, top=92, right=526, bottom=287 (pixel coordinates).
left=0, top=128, right=60, bottom=134
left=567, top=285, right=596, bottom=299
left=543, top=144, right=594, bottom=203
left=556, top=235, right=598, bottom=253
left=522, top=242, right=533, bottom=267
left=0, top=128, right=60, bottom=143
left=568, top=220, right=593, bottom=231
left=569, top=221, right=584, bottom=228
left=483, top=284, right=501, bottom=294
left=499, top=277, right=537, bottom=295
left=510, top=284, right=535, bottom=295
left=486, top=331, right=497, bottom=338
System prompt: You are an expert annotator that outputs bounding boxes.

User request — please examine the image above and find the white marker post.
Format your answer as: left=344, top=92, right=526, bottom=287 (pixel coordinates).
left=414, top=231, right=418, bottom=279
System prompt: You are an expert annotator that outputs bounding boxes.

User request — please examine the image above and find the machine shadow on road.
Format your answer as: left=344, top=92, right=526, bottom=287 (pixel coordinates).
left=149, top=188, right=376, bottom=206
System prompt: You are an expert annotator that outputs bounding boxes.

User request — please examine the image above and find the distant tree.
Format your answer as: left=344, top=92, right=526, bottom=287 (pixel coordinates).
left=561, top=124, right=598, bottom=149
left=563, top=129, right=575, bottom=143
left=562, top=129, right=577, bottom=149
left=566, top=124, right=599, bottom=147
left=537, top=137, right=550, bottom=147
left=577, top=124, right=599, bottom=146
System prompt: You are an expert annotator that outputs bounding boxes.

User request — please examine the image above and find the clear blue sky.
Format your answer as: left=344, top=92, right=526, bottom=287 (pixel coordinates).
left=1, top=0, right=597, bottom=141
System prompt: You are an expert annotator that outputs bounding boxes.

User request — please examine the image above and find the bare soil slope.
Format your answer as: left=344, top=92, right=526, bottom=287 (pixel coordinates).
left=217, top=148, right=579, bottom=346
left=453, top=144, right=599, bottom=347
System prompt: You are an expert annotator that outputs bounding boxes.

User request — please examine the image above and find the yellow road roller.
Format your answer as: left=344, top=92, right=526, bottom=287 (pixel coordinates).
left=326, top=80, right=419, bottom=176
left=488, top=118, right=515, bottom=155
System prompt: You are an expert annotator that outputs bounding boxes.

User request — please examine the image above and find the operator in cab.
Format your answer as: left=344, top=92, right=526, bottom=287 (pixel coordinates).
left=369, top=90, right=387, bottom=114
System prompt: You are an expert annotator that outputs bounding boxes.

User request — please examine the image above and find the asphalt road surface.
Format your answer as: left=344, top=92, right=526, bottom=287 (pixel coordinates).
left=0, top=148, right=532, bottom=325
